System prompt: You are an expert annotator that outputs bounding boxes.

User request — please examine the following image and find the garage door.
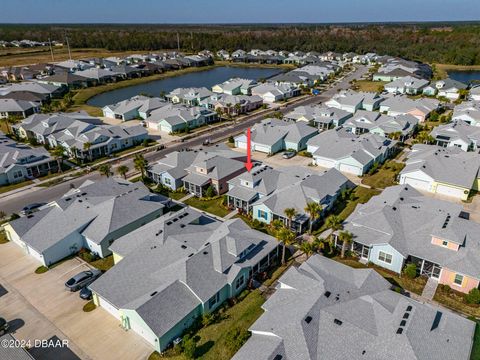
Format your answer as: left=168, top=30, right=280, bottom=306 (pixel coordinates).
left=314, top=157, right=336, bottom=169
left=235, top=140, right=247, bottom=149
left=98, top=296, right=120, bottom=319
left=27, top=245, right=45, bottom=264
left=436, top=184, right=467, bottom=199
left=253, top=144, right=271, bottom=153
left=339, top=163, right=362, bottom=175
left=128, top=317, right=158, bottom=348
left=403, top=177, right=431, bottom=191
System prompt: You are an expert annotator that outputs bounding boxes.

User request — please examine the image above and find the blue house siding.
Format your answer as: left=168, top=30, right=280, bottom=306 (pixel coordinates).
left=368, top=244, right=405, bottom=274
left=252, top=203, right=273, bottom=224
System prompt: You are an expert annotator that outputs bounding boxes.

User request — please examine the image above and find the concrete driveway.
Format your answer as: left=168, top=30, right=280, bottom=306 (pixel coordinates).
left=463, top=194, right=480, bottom=222
left=0, top=242, right=152, bottom=360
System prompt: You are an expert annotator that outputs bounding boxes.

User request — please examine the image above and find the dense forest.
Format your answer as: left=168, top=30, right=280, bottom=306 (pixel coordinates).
left=1, top=23, right=480, bottom=65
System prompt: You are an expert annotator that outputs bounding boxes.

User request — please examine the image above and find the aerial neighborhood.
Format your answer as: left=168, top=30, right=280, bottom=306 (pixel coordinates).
left=1, top=21, right=480, bottom=360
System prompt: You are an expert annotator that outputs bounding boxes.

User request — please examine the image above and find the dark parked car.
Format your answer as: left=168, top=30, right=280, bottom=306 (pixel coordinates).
left=282, top=151, right=296, bottom=159
left=65, top=270, right=102, bottom=292
left=0, top=317, right=8, bottom=335
left=79, top=286, right=92, bottom=300
left=21, top=202, right=46, bottom=215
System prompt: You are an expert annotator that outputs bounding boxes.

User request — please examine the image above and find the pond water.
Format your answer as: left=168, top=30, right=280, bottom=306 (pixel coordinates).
left=87, top=66, right=283, bottom=107
left=447, top=70, right=480, bottom=85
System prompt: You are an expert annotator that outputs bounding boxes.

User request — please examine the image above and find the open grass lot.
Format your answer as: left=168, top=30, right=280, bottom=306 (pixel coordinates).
left=434, top=285, right=480, bottom=318
left=362, top=161, right=405, bottom=190
left=352, top=80, right=386, bottom=92
left=183, top=196, right=231, bottom=218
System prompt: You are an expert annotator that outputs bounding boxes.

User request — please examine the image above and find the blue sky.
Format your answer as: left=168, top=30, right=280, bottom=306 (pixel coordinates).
left=0, top=0, right=479, bottom=23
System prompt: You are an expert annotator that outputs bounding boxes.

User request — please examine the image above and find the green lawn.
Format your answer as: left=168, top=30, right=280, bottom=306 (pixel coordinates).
left=352, top=80, right=386, bottom=92
left=362, top=161, right=405, bottom=189
left=471, top=322, right=480, bottom=360
left=169, top=191, right=187, bottom=200
left=89, top=255, right=114, bottom=271
left=0, top=180, right=34, bottom=194
left=183, top=197, right=231, bottom=218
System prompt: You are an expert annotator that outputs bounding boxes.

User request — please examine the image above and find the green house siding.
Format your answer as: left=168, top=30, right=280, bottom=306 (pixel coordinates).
left=231, top=268, right=251, bottom=298
left=122, top=309, right=160, bottom=351
left=158, top=305, right=203, bottom=351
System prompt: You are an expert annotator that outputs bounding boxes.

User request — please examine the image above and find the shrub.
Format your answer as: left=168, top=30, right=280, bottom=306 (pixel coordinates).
left=83, top=300, right=96, bottom=312
left=465, top=288, right=480, bottom=305
left=204, top=185, right=216, bottom=198
left=224, top=327, right=250, bottom=353
left=228, top=136, right=234, bottom=144
left=403, top=263, right=417, bottom=279
left=202, top=312, right=215, bottom=327
left=9, top=213, right=20, bottom=221
left=142, top=139, right=150, bottom=147
left=35, top=266, right=48, bottom=274
left=181, top=335, right=196, bottom=359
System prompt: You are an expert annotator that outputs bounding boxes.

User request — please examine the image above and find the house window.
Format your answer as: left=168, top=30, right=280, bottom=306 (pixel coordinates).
left=164, top=177, right=171, bottom=185
left=208, top=292, right=220, bottom=308
left=378, top=251, right=392, bottom=264
left=258, top=210, right=268, bottom=220
left=13, top=170, right=23, bottom=179
left=454, top=274, right=464, bottom=286
left=235, top=275, right=245, bottom=290
left=442, top=240, right=448, bottom=247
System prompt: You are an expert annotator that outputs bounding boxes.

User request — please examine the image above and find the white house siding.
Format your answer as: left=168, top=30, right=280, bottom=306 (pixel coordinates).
left=399, top=170, right=433, bottom=192
left=97, top=296, right=120, bottom=319
left=313, top=156, right=336, bottom=169
left=339, top=162, right=363, bottom=176
left=447, top=139, right=469, bottom=152
left=122, top=309, right=159, bottom=349
left=42, top=232, right=85, bottom=266
left=253, top=144, right=272, bottom=154
left=435, top=184, right=468, bottom=199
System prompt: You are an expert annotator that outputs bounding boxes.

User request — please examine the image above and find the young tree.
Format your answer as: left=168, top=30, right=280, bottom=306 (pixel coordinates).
left=338, top=230, right=353, bottom=258
left=83, top=142, right=92, bottom=162
left=117, top=165, right=129, bottom=179
left=98, top=164, right=112, bottom=178
left=133, top=154, right=148, bottom=179
left=283, top=207, right=297, bottom=230
left=51, top=145, right=65, bottom=173
left=278, top=227, right=296, bottom=264
left=304, top=202, right=323, bottom=233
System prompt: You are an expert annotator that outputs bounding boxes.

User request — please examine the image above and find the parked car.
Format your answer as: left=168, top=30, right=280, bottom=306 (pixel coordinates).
left=282, top=151, right=296, bottom=159
left=202, top=138, right=211, bottom=146
left=21, top=202, right=46, bottom=215
left=0, top=317, right=8, bottom=335
left=79, top=286, right=92, bottom=300
left=65, top=270, right=102, bottom=292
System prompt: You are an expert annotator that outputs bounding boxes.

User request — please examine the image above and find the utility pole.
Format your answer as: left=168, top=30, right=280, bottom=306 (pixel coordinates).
left=48, top=37, right=54, bottom=62
left=65, top=31, right=72, bottom=60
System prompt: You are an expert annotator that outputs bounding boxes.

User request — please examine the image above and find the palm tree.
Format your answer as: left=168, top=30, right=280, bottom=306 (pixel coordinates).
left=117, top=165, right=129, bottom=179
left=338, top=230, right=354, bottom=258
left=269, top=219, right=284, bottom=236
left=83, top=142, right=92, bottom=163
left=51, top=145, right=65, bottom=173
left=304, top=202, right=323, bottom=233
left=98, top=164, right=112, bottom=178
left=388, top=131, right=402, bottom=141
left=325, top=215, right=344, bottom=249
left=297, top=241, right=315, bottom=259
left=278, top=227, right=296, bottom=265
left=134, top=154, right=148, bottom=179
left=233, top=103, right=241, bottom=116
left=284, top=207, right=297, bottom=231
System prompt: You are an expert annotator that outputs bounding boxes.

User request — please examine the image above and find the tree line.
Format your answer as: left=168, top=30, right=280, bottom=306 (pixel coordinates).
left=1, top=23, right=480, bottom=65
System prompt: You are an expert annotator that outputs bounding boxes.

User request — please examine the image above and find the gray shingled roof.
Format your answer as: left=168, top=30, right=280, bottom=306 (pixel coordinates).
left=0, top=334, right=35, bottom=360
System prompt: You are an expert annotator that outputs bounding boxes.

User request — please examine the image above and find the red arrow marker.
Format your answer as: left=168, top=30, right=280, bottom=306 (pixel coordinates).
left=245, top=127, right=253, bottom=172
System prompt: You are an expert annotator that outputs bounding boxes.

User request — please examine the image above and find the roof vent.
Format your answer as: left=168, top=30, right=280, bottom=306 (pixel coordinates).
left=400, top=320, right=406, bottom=326
left=273, top=355, right=283, bottom=360
left=396, top=328, right=404, bottom=334
left=166, top=221, right=172, bottom=225
left=188, top=253, right=194, bottom=257
left=334, top=319, right=343, bottom=326
left=403, top=313, right=409, bottom=319
left=392, top=207, right=397, bottom=211
left=150, top=291, right=158, bottom=297
left=203, top=251, right=208, bottom=255
left=324, top=291, right=331, bottom=298
left=406, top=305, right=412, bottom=312
left=304, top=316, right=312, bottom=324
left=181, top=245, right=187, bottom=249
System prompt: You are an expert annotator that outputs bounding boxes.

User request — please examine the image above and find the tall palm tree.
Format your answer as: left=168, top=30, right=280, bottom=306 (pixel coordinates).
left=278, top=227, right=296, bottom=265
left=325, top=215, right=344, bottom=249
left=339, top=230, right=354, bottom=258
left=284, top=207, right=297, bottom=231
left=98, top=164, right=112, bottom=178
left=297, top=241, right=315, bottom=259
left=83, top=142, right=92, bottom=163
left=117, top=165, right=129, bottom=179
left=234, top=103, right=241, bottom=116
left=134, top=154, right=148, bottom=179
left=51, top=145, right=65, bottom=173
left=304, top=202, right=323, bottom=233
left=269, top=219, right=284, bottom=236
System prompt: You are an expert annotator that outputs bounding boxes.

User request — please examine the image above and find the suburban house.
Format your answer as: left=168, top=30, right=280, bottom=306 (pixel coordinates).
left=3, top=179, right=167, bottom=266
left=146, top=103, right=217, bottom=133
left=250, top=83, right=300, bottom=103
left=0, top=98, right=40, bottom=119
left=423, top=78, right=468, bottom=100
left=430, top=121, right=480, bottom=151
left=452, top=101, right=480, bottom=126
left=379, top=96, right=440, bottom=122
left=234, top=118, right=318, bottom=154
left=200, top=94, right=263, bottom=116
left=148, top=144, right=246, bottom=193
left=325, top=90, right=384, bottom=113
left=0, top=131, right=58, bottom=185
left=384, top=76, right=429, bottom=95
left=399, top=145, right=480, bottom=200
left=343, top=110, right=418, bottom=139
left=470, top=86, right=480, bottom=101
left=373, top=58, right=432, bottom=81
left=307, top=128, right=397, bottom=176
left=102, top=96, right=167, bottom=121
left=233, top=255, right=475, bottom=360
left=89, top=207, right=279, bottom=353
left=75, top=68, right=120, bottom=85
left=165, top=87, right=214, bottom=106
left=0, top=81, right=63, bottom=100
left=211, top=78, right=257, bottom=95
left=251, top=168, right=352, bottom=233
left=284, top=105, right=352, bottom=129
left=38, top=72, right=88, bottom=89
left=342, top=185, right=480, bottom=296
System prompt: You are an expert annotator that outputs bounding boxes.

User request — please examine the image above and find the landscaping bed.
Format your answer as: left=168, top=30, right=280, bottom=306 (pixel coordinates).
left=183, top=196, right=231, bottom=218
left=0, top=230, right=9, bottom=244
left=434, top=284, right=480, bottom=318
left=362, top=161, right=405, bottom=189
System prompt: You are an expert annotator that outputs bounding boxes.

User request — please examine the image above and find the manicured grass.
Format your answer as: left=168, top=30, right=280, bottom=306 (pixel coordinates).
left=362, top=161, right=405, bottom=189
left=183, top=197, right=231, bottom=218
left=89, top=255, right=114, bottom=271
left=34, top=266, right=49, bottom=274
left=0, top=180, right=34, bottom=194
left=471, top=322, right=480, bottom=360
left=169, top=191, right=187, bottom=201
left=163, top=290, right=265, bottom=360
left=0, top=231, right=9, bottom=244
left=352, top=80, right=387, bottom=92
left=434, top=285, right=480, bottom=318
left=83, top=300, right=97, bottom=312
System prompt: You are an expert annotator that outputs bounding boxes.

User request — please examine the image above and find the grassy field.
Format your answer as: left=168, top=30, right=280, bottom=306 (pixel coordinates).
left=183, top=196, right=230, bottom=218
left=353, top=80, right=387, bottom=92
left=362, top=161, right=405, bottom=190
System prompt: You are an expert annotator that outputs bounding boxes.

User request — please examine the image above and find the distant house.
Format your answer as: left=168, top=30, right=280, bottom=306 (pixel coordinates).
left=211, top=78, right=257, bottom=95
left=0, top=81, right=63, bottom=100
left=285, top=105, right=352, bottom=129
left=38, top=72, right=88, bottom=89
left=430, top=121, right=480, bottom=151
left=470, top=86, right=480, bottom=101
left=325, top=90, right=384, bottom=113
left=75, top=68, right=120, bottom=85
left=250, top=168, right=352, bottom=233
left=379, top=96, right=440, bottom=122
left=373, top=58, right=432, bottom=81
left=399, top=144, right=480, bottom=200
left=89, top=207, right=279, bottom=353
left=342, top=184, right=480, bottom=296
left=384, top=76, right=429, bottom=95
left=307, top=128, right=396, bottom=176
left=200, top=94, right=263, bottom=116
left=0, top=98, right=40, bottom=119
left=102, top=96, right=166, bottom=121
left=0, top=131, right=58, bottom=185
left=433, top=78, right=468, bottom=100
left=250, top=83, right=300, bottom=103
left=110, top=64, right=143, bottom=79
left=234, top=118, right=318, bottom=154
left=216, top=49, right=230, bottom=60
left=452, top=101, right=480, bottom=126
left=233, top=255, right=475, bottom=360
left=165, top=87, right=214, bottom=106
left=3, top=179, right=166, bottom=266
left=146, top=103, right=217, bottom=133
